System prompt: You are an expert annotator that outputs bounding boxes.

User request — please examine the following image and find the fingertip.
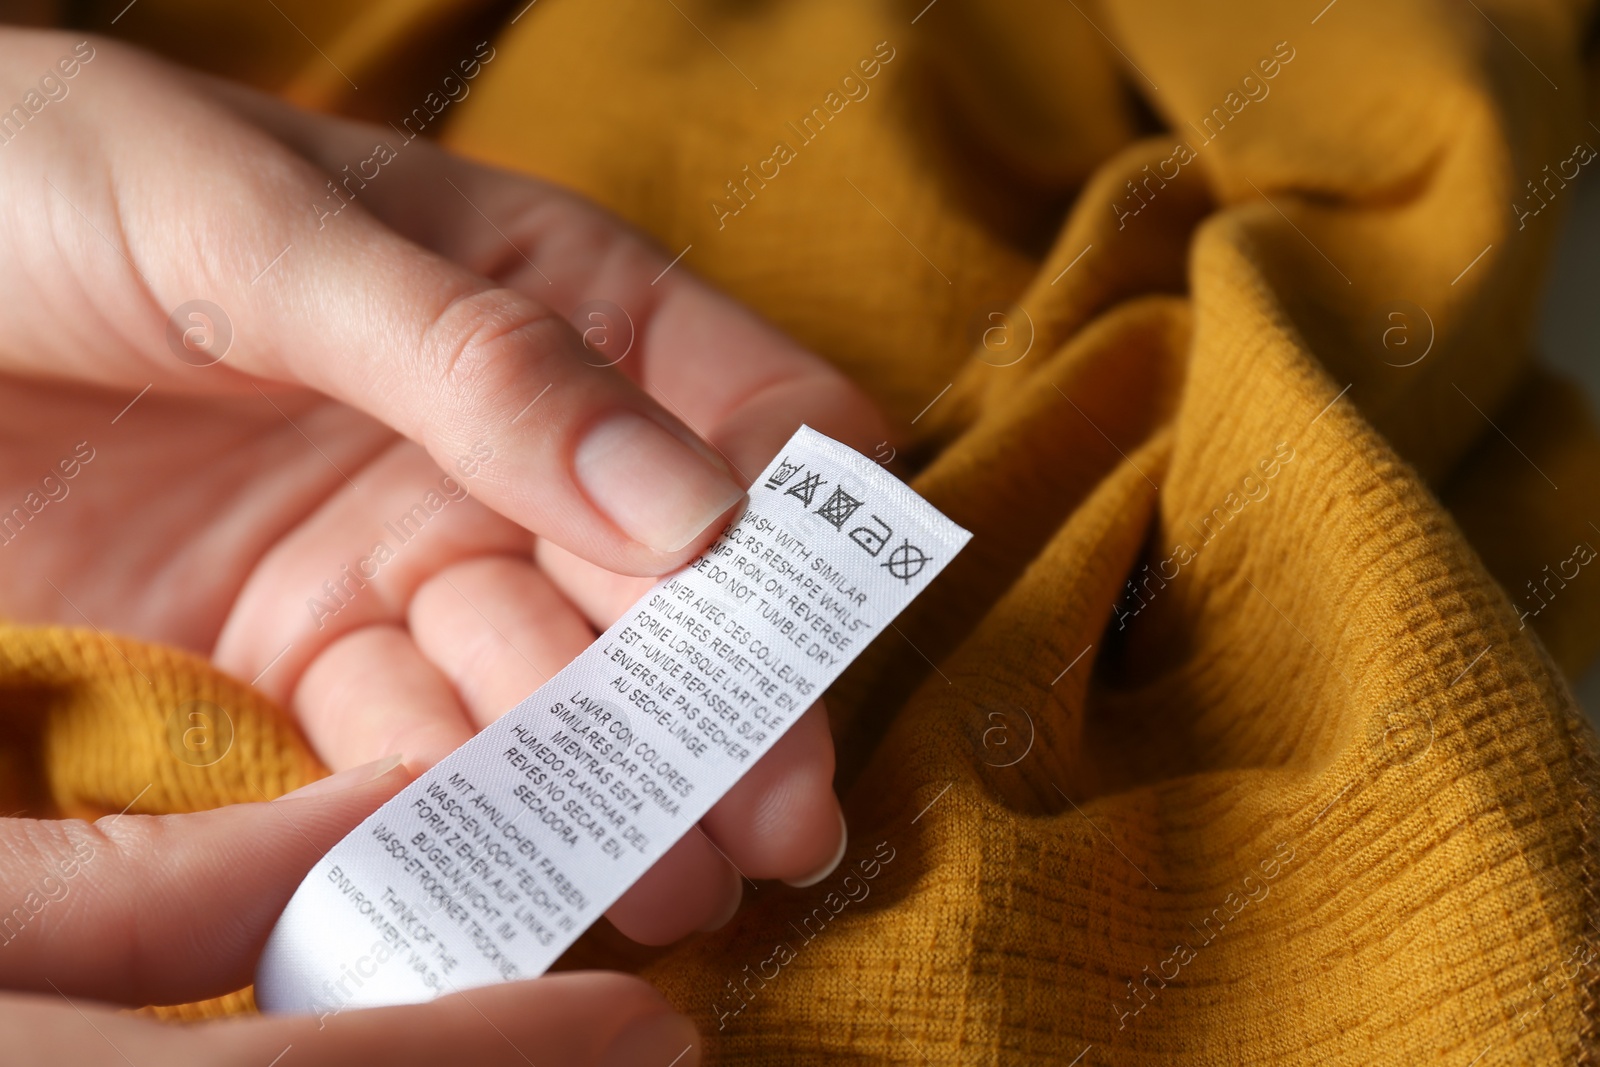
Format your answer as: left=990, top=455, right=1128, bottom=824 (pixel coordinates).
left=783, top=807, right=848, bottom=889
left=301, top=970, right=696, bottom=1065
left=274, top=753, right=407, bottom=802
left=599, top=1010, right=700, bottom=1067
left=606, top=831, right=741, bottom=945
left=699, top=700, right=840, bottom=881
left=573, top=409, right=746, bottom=556
left=696, top=864, right=744, bottom=933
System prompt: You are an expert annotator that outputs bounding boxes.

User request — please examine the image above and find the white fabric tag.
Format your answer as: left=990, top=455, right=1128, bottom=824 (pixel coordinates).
left=255, top=426, right=970, bottom=1015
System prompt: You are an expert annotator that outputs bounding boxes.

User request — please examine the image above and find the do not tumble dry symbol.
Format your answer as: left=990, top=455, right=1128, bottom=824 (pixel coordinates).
left=816, top=486, right=863, bottom=529
left=763, top=453, right=935, bottom=582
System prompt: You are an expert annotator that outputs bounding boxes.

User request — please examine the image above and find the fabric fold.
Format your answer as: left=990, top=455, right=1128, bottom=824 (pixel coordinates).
left=14, top=0, right=1599, bottom=1060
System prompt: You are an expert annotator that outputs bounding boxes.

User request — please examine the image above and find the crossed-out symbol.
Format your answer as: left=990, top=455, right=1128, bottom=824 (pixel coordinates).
left=883, top=540, right=931, bottom=583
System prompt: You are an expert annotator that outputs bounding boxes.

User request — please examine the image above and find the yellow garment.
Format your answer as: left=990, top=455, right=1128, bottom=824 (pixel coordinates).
left=15, top=0, right=1597, bottom=1060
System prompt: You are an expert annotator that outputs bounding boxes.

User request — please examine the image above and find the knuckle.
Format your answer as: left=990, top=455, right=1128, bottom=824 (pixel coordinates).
left=513, top=196, right=665, bottom=296
left=419, top=286, right=570, bottom=407
left=83, top=810, right=155, bottom=871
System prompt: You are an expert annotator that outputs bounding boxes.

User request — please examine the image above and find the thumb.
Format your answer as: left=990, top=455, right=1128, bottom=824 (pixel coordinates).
left=236, top=233, right=749, bottom=575
left=191, top=183, right=747, bottom=576
left=0, top=756, right=410, bottom=1006
left=242, top=971, right=700, bottom=1067
left=10, top=970, right=700, bottom=1067
left=60, top=45, right=747, bottom=575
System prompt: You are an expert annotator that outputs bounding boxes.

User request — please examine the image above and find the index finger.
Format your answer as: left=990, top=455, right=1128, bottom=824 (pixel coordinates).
left=209, top=76, right=889, bottom=481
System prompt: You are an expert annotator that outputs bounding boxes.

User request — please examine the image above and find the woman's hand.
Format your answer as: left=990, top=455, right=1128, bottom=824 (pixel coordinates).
left=0, top=759, right=701, bottom=1066
left=0, top=29, right=880, bottom=945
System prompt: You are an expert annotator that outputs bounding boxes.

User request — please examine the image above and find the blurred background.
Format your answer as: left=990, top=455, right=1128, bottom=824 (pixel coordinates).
left=1539, top=162, right=1600, bottom=732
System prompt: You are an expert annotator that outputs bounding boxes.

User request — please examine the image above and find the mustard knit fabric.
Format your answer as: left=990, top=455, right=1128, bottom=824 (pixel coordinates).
left=24, top=0, right=1600, bottom=1061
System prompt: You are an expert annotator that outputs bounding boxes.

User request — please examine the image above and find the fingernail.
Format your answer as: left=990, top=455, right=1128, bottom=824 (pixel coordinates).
left=277, top=754, right=405, bottom=801
left=575, top=411, right=745, bottom=553
left=698, top=874, right=743, bottom=933
left=598, top=1011, right=699, bottom=1067
left=784, top=809, right=848, bottom=889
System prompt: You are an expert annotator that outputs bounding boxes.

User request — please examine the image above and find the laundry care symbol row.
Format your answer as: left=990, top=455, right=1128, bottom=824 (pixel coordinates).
left=763, top=458, right=931, bottom=584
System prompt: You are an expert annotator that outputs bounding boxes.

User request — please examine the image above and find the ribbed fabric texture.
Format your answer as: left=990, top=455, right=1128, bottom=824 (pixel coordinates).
left=18, top=0, right=1600, bottom=1060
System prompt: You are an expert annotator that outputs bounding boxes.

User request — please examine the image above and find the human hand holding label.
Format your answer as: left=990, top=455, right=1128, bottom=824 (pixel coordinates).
left=255, top=427, right=970, bottom=1014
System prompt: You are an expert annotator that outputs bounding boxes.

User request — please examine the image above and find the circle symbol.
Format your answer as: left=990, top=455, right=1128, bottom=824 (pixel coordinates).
left=166, top=299, right=233, bottom=367
left=167, top=700, right=234, bottom=767
left=882, top=541, right=931, bottom=584
left=1371, top=300, right=1433, bottom=368
left=572, top=300, right=635, bottom=368
left=968, top=303, right=1035, bottom=368
left=977, top=706, right=1036, bottom=768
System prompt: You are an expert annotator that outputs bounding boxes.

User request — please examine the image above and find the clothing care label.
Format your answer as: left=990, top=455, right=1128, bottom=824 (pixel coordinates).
left=255, top=426, right=970, bottom=1015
